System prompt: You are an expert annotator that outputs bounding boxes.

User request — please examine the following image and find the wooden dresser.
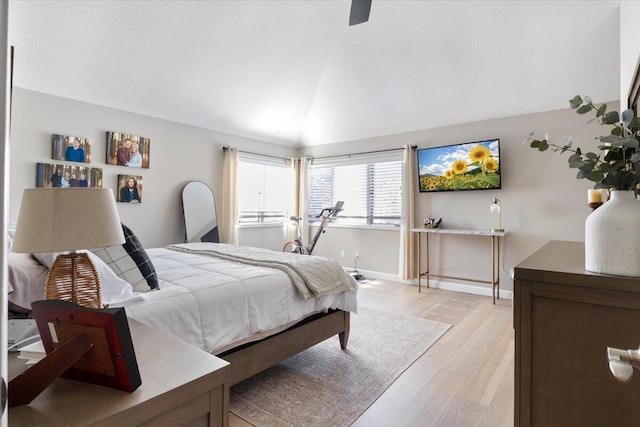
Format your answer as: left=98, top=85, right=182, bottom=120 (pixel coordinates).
left=514, top=241, right=640, bottom=426
left=9, top=318, right=230, bottom=426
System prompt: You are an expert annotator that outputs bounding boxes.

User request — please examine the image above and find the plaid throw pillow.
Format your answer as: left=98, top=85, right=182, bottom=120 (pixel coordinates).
left=91, top=224, right=159, bottom=292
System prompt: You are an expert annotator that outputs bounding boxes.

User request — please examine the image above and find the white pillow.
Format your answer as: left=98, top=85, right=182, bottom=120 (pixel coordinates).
left=32, top=250, right=145, bottom=308
left=7, top=252, right=48, bottom=310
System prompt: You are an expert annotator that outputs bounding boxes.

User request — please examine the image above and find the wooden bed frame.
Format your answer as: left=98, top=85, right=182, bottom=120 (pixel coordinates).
left=218, top=309, right=350, bottom=386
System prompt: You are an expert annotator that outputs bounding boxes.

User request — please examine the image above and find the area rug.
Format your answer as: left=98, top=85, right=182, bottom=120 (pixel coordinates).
left=230, top=307, right=451, bottom=426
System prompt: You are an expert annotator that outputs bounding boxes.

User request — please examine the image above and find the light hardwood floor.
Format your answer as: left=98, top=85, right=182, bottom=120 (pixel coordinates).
left=230, top=280, right=514, bottom=427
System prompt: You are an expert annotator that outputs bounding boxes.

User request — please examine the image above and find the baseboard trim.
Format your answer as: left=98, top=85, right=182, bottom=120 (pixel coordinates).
left=420, top=279, right=513, bottom=300
left=346, top=268, right=513, bottom=300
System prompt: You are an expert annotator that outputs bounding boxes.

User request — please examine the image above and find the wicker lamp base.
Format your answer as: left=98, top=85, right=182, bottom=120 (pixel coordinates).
left=44, top=252, right=103, bottom=309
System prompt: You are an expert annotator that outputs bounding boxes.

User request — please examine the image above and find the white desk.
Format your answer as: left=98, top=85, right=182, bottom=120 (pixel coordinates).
left=411, top=228, right=507, bottom=304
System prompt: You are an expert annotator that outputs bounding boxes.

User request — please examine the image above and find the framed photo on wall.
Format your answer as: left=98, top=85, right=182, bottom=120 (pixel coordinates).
left=106, top=132, right=150, bottom=168
left=117, top=174, right=143, bottom=204
left=52, top=134, right=91, bottom=163
left=36, top=163, right=102, bottom=188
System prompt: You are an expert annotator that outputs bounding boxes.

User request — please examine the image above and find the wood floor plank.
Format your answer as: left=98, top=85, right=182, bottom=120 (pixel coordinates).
left=481, top=358, right=515, bottom=427
left=433, top=396, right=486, bottom=427
left=387, top=369, right=469, bottom=427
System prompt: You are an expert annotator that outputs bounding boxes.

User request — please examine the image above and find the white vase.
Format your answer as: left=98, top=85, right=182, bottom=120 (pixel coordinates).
left=585, top=190, right=640, bottom=276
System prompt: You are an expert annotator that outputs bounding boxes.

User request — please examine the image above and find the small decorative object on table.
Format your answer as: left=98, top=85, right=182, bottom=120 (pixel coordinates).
left=587, top=188, right=608, bottom=210
left=525, top=95, right=640, bottom=276
left=423, top=217, right=442, bottom=229
left=489, top=198, right=504, bottom=232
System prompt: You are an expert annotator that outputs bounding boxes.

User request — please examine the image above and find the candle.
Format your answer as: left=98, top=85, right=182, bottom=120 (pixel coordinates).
left=588, top=189, right=603, bottom=204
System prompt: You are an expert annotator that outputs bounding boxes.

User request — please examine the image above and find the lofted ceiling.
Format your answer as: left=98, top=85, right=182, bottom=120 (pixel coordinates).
left=8, top=1, right=621, bottom=147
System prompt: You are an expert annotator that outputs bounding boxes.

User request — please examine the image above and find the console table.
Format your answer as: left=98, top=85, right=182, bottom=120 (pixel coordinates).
left=9, top=318, right=230, bottom=426
left=411, top=228, right=506, bottom=304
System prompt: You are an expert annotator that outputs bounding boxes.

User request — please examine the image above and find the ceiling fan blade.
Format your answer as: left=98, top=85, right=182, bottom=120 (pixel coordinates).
left=349, top=0, right=372, bottom=26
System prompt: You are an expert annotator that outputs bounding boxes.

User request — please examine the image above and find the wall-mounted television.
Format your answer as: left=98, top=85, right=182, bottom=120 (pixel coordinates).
left=417, top=139, right=501, bottom=193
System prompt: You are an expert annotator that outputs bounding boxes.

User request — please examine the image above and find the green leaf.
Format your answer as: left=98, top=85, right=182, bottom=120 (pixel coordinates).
left=596, top=104, right=607, bottom=117
left=587, top=170, right=605, bottom=182
left=600, top=134, right=622, bottom=143
left=611, top=127, right=623, bottom=136
left=586, top=152, right=598, bottom=160
left=569, top=95, right=583, bottom=109
left=602, top=111, right=620, bottom=124
left=577, top=105, right=592, bottom=114
left=530, top=140, right=540, bottom=148
left=568, top=158, right=584, bottom=168
left=537, top=140, right=549, bottom=151
left=568, top=152, right=582, bottom=160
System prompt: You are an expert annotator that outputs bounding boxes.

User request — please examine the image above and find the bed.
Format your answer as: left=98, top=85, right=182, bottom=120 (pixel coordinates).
left=8, top=233, right=358, bottom=386
left=126, top=243, right=358, bottom=384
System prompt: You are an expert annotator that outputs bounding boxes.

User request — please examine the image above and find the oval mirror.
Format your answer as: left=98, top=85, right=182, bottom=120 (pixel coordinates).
left=182, top=181, right=220, bottom=243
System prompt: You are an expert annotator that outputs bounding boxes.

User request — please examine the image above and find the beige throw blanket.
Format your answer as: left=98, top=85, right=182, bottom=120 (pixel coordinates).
left=167, top=243, right=356, bottom=300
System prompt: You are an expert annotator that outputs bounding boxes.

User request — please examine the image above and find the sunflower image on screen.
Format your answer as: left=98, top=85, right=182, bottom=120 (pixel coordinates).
left=417, top=139, right=501, bottom=193
left=118, top=175, right=143, bottom=204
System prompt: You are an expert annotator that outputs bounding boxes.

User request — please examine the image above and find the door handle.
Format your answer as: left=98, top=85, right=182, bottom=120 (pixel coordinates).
left=607, top=346, right=640, bottom=383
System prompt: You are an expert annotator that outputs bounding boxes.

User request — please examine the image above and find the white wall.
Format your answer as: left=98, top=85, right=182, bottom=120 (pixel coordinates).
left=304, top=102, right=615, bottom=293
left=620, top=1, right=640, bottom=109
left=9, top=89, right=297, bottom=248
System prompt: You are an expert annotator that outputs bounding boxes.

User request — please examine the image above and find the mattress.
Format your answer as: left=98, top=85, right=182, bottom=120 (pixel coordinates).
left=125, top=246, right=358, bottom=354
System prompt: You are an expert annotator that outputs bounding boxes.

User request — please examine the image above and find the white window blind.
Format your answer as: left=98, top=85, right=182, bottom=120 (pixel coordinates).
left=237, top=153, right=294, bottom=223
left=309, top=150, right=403, bottom=226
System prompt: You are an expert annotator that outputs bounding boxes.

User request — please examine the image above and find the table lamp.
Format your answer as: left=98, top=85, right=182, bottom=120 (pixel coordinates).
left=490, top=197, right=504, bottom=232
left=11, top=188, right=124, bottom=309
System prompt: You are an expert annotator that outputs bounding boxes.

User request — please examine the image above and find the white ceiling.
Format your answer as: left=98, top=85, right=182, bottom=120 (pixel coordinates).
left=8, top=1, right=621, bottom=148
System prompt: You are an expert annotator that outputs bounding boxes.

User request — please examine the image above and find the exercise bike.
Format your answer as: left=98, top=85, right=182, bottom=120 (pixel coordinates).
left=282, top=201, right=344, bottom=255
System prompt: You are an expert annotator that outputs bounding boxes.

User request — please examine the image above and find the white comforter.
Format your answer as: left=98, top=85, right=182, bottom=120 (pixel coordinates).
left=125, top=245, right=358, bottom=354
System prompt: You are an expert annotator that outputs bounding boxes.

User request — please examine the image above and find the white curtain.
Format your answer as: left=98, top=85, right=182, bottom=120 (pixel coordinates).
left=287, top=157, right=310, bottom=245
left=295, top=157, right=311, bottom=246
left=221, top=147, right=238, bottom=244
left=398, top=145, right=417, bottom=280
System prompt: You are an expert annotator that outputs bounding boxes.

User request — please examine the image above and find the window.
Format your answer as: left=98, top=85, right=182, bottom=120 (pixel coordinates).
left=309, top=152, right=403, bottom=226
left=236, top=153, right=294, bottom=223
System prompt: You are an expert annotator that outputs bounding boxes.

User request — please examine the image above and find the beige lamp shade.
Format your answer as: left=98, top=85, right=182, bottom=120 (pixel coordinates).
left=12, top=188, right=125, bottom=253
left=12, top=188, right=125, bottom=309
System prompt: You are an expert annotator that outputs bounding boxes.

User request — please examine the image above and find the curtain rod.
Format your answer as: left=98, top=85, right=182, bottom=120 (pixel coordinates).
left=310, top=145, right=417, bottom=161
left=222, top=144, right=418, bottom=162
left=222, top=146, right=290, bottom=161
